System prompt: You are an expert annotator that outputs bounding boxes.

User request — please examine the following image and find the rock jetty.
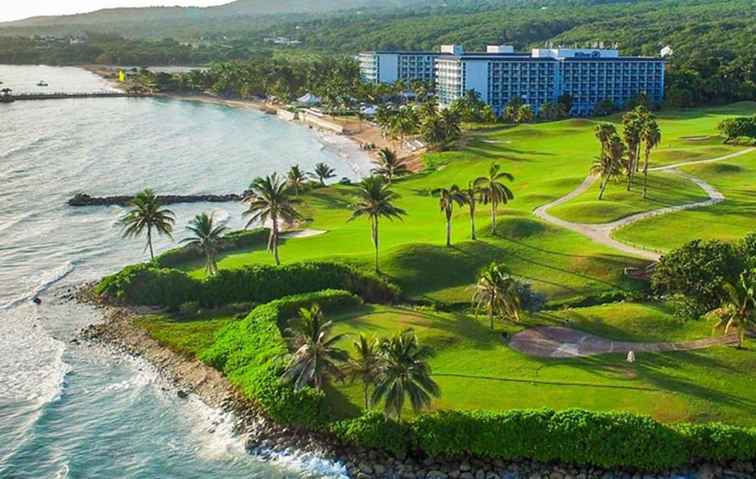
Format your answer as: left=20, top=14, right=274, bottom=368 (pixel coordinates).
left=68, top=192, right=244, bottom=207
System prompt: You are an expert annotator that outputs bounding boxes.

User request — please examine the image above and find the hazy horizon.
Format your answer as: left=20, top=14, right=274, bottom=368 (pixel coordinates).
left=1, top=0, right=231, bottom=23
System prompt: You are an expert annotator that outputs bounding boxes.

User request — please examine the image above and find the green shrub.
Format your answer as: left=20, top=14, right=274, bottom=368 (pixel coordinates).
left=331, top=411, right=411, bottom=455
left=97, top=261, right=399, bottom=309
left=199, top=290, right=361, bottom=428
left=412, top=409, right=687, bottom=470
left=154, top=228, right=270, bottom=268
left=676, top=422, right=756, bottom=463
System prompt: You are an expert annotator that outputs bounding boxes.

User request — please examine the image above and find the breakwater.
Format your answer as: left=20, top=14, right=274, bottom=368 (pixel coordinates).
left=68, top=193, right=244, bottom=207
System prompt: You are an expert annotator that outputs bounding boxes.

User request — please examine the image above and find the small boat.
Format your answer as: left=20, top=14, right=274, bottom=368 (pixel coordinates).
left=37, top=81, right=49, bottom=87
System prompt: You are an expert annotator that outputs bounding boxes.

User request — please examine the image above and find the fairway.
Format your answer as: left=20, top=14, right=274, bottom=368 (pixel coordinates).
left=149, top=101, right=756, bottom=429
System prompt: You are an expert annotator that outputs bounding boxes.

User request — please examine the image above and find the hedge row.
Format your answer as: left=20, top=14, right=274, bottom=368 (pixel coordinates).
left=96, top=261, right=400, bottom=309
left=199, top=289, right=362, bottom=427
left=333, top=409, right=756, bottom=471
left=154, top=228, right=269, bottom=268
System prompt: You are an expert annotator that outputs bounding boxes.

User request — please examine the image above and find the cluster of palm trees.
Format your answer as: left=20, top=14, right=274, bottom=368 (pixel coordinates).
left=592, top=106, right=662, bottom=200
left=432, top=163, right=515, bottom=246
left=376, top=97, right=462, bottom=151
left=283, top=304, right=440, bottom=420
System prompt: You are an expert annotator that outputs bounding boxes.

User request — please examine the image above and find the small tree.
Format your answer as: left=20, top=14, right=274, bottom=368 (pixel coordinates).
left=283, top=304, right=349, bottom=391
left=287, top=164, right=307, bottom=196
left=432, top=185, right=466, bottom=247
left=592, top=133, right=625, bottom=200
left=372, top=148, right=410, bottom=184
left=346, top=334, right=383, bottom=409
left=119, top=188, right=175, bottom=260
left=311, top=162, right=336, bottom=186
left=707, top=271, right=755, bottom=348
left=180, top=212, right=228, bottom=276
left=472, top=263, right=524, bottom=330
left=640, top=118, right=662, bottom=199
left=474, top=163, right=515, bottom=235
left=372, top=330, right=440, bottom=422
left=462, top=181, right=481, bottom=240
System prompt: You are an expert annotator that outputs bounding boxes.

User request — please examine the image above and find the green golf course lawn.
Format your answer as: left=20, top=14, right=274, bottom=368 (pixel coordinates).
left=142, top=101, right=756, bottom=427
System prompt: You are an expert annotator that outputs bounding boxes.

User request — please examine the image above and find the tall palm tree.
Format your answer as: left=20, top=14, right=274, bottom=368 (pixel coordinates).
left=474, top=163, right=515, bottom=235
left=119, top=188, right=175, bottom=261
left=640, top=119, right=662, bottom=199
left=592, top=134, right=625, bottom=200
left=180, top=212, right=227, bottom=276
left=622, top=110, right=644, bottom=190
left=283, top=304, right=349, bottom=391
left=348, top=176, right=407, bottom=272
left=346, top=334, right=383, bottom=409
left=472, top=263, right=523, bottom=330
left=242, top=173, right=302, bottom=266
left=371, top=330, right=440, bottom=422
left=594, top=123, right=617, bottom=163
left=708, top=271, right=755, bottom=348
left=372, top=148, right=410, bottom=184
left=462, top=181, right=480, bottom=240
left=311, top=162, right=336, bottom=186
left=287, top=164, right=307, bottom=196
left=432, top=185, right=466, bottom=247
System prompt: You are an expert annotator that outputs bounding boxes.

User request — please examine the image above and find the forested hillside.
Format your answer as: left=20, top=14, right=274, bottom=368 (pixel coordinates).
left=0, top=0, right=752, bottom=106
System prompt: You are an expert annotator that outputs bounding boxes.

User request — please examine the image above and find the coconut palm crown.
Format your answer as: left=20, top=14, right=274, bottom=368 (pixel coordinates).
left=119, top=188, right=175, bottom=260
left=371, top=329, right=440, bottom=421
left=283, top=304, right=349, bottom=391
left=180, top=212, right=228, bottom=275
left=474, top=163, right=514, bottom=235
left=372, top=148, right=410, bottom=184
left=348, top=175, right=407, bottom=272
left=707, top=270, right=756, bottom=348
left=311, top=162, right=337, bottom=186
left=242, top=173, right=302, bottom=265
left=432, top=185, right=466, bottom=247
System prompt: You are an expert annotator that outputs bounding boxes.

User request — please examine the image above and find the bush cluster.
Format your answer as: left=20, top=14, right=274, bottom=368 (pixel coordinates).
left=97, top=261, right=400, bottom=309
left=153, top=228, right=270, bottom=268
left=652, top=234, right=755, bottom=315
left=332, top=409, right=754, bottom=471
left=718, top=115, right=756, bottom=141
left=200, top=289, right=362, bottom=427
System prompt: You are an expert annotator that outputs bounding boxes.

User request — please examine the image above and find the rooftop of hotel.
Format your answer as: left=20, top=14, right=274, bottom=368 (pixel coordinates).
left=361, top=45, right=663, bottom=61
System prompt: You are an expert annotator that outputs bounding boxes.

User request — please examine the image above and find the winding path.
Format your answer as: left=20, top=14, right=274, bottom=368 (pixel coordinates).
left=509, top=326, right=739, bottom=358
left=533, top=148, right=755, bottom=261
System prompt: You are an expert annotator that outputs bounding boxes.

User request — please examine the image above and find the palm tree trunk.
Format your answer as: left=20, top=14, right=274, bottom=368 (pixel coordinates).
left=372, top=216, right=380, bottom=272
left=364, top=384, right=370, bottom=410
left=446, top=212, right=452, bottom=247
left=272, top=217, right=280, bottom=265
left=147, top=227, right=154, bottom=260
left=489, top=307, right=494, bottom=331
left=642, top=151, right=650, bottom=199
left=470, top=203, right=477, bottom=240
left=598, top=176, right=609, bottom=200
left=490, top=199, right=497, bottom=235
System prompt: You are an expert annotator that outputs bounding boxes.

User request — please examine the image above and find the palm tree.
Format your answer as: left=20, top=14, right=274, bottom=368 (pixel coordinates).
left=346, top=334, right=383, bottom=409
left=371, top=330, right=440, bottom=421
left=594, top=123, right=617, bottom=162
left=472, top=263, right=523, bottom=330
left=462, top=181, right=480, bottom=240
left=372, top=148, right=410, bottom=184
left=180, top=212, right=228, bottom=276
left=119, top=188, right=175, bottom=260
left=287, top=164, right=307, bottom=196
left=311, top=162, right=336, bottom=186
left=348, top=176, right=407, bottom=272
left=592, top=134, right=625, bottom=200
left=474, top=163, right=515, bottom=235
left=432, top=185, right=466, bottom=247
left=283, top=304, right=349, bottom=391
left=622, top=110, right=644, bottom=190
left=640, top=119, right=662, bottom=199
left=242, top=173, right=302, bottom=266
left=707, top=271, right=755, bottom=348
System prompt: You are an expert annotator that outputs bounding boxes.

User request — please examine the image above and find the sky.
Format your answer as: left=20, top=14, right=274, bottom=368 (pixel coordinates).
left=1, top=1, right=231, bottom=22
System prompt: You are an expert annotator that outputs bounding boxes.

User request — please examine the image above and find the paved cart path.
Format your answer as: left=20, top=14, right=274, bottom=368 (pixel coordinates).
left=532, top=148, right=755, bottom=261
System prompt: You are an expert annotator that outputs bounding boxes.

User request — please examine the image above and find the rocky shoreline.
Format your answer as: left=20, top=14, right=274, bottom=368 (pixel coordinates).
left=75, top=288, right=754, bottom=479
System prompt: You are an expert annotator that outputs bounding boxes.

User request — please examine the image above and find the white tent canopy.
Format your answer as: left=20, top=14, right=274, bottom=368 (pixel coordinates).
left=297, top=93, right=321, bottom=106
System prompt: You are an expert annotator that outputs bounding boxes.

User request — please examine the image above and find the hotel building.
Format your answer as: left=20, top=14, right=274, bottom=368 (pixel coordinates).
left=359, top=45, right=665, bottom=116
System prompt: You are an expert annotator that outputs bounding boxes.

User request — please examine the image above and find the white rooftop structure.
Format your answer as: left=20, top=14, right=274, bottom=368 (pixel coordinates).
left=531, top=48, right=620, bottom=59
left=486, top=45, right=515, bottom=54
left=660, top=46, right=674, bottom=57
left=440, top=44, right=465, bottom=55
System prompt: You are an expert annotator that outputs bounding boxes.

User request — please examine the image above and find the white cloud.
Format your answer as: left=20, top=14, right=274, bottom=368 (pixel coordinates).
left=1, top=1, right=231, bottom=23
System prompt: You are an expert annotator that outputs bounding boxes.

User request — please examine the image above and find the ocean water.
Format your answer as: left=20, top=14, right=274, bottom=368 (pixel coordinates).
left=0, top=65, right=369, bottom=478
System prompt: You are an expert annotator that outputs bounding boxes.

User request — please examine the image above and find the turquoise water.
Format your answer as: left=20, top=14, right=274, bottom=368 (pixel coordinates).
left=0, top=66, right=368, bottom=478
